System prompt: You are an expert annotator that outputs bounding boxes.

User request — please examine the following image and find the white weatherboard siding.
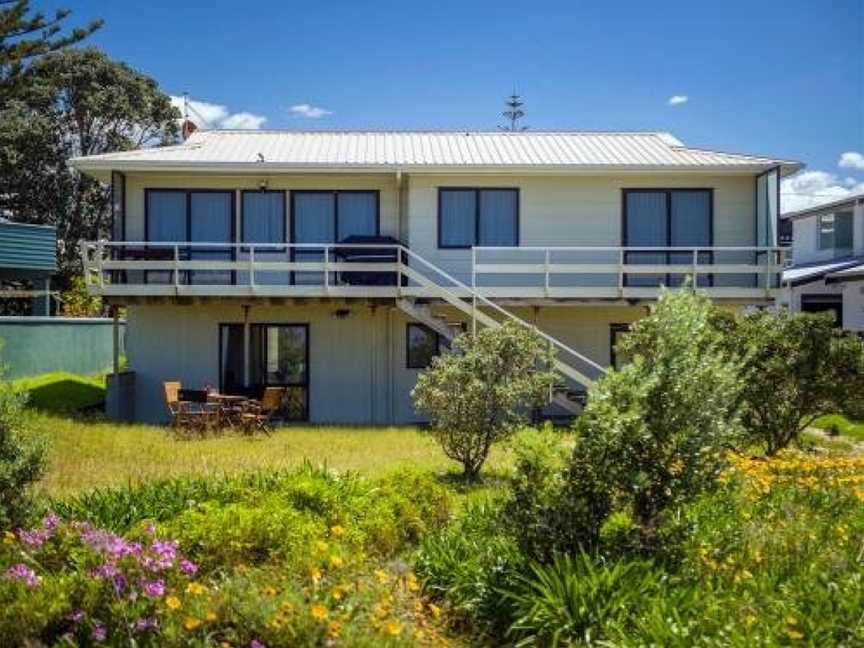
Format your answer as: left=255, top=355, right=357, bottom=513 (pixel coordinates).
left=406, top=173, right=756, bottom=284
left=790, top=202, right=864, bottom=266
left=129, top=301, right=656, bottom=424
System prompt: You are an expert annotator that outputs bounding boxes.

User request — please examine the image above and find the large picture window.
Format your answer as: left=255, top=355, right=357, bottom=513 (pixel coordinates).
left=145, top=189, right=235, bottom=285
left=291, top=190, right=379, bottom=284
left=818, top=211, right=853, bottom=251
left=438, top=188, right=518, bottom=248
left=622, top=189, right=712, bottom=287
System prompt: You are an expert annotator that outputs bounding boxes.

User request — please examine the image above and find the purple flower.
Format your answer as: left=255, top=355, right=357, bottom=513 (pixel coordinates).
left=92, top=625, right=106, bottom=641
left=42, top=512, right=60, bottom=531
left=142, top=579, right=165, bottom=598
left=135, top=617, right=158, bottom=632
left=90, top=563, right=118, bottom=579
left=144, top=522, right=157, bottom=537
left=112, top=574, right=127, bottom=595
left=5, top=563, right=38, bottom=588
left=68, top=610, right=84, bottom=624
left=17, top=527, right=48, bottom=547
left=179, top=559, right=198, bottom=575
left=250, top=641, right=267, bottom=648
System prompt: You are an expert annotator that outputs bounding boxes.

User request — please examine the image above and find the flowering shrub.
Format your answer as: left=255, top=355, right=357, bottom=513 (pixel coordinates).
left=1, top=467, right=454, bottom=645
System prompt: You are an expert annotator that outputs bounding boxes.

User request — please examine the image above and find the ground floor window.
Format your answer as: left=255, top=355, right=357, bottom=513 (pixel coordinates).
left=609, top=323, right=631, bottom=369
left=218, top=323, right=309, bottom=421
left=406, top=322, right=465, bottom=369
left=800, top=294, right=843, bottom=327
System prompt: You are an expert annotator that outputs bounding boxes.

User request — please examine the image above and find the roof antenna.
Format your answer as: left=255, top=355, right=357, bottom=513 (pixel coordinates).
left=499, top=87, right=528, bottom=132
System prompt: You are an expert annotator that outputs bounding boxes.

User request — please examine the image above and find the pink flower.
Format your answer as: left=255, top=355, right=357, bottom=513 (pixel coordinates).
left=135, top=617, right=158, bottom=632
left=5, top=563, right=38, bottom=588
left=142, top=579, right=165, bottom=598
left=250, top=641, right=267, bottom=648
left=179, top=559, right=198, bottom=575
left=92, top=625, right=106, bottom=641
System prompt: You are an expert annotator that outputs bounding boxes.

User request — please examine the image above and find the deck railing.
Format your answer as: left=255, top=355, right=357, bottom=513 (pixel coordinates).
left=81, top=241, right=786, bottom=300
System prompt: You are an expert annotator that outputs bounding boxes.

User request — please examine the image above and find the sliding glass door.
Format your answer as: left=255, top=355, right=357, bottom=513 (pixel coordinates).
left=145, top=190, right=235, bottom=285
left=240, top=191, right=287, bottom=285
left=291, top=190, right=378, bottom=285
left=623, top=189, right=712, bottom=287
left=250, top=324, right=309, bottom=421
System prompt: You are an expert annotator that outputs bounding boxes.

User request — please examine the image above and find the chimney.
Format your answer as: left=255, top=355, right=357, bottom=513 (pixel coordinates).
left=181, top=119, right=198, bottom=140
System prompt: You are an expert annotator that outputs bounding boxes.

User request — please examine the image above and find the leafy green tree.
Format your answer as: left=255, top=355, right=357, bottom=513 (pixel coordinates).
left=712, top=309, right=864, bottom=454
left=411, top=322, right=556, bottom=482
left=0, top=357, right=46, bottom=528
left=0, top=47, right=179, bottom=285
left=508, top=289, right=744, bottom=557
left=0, top=0, right=101, bottom=101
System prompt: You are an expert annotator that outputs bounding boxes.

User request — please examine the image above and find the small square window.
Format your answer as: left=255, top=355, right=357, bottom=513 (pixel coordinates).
left=818, top=211, right=853, bottom=250
left=407, top=324, right=440, bottom=369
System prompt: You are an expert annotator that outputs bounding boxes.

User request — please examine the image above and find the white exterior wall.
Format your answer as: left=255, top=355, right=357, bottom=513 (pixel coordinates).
left=128, top=301, right=657, bottom=424
left=790, top=202, right=864, bottom=266
left=783, top=280, right=864, bottom=332
left=405, top=173, right=756, bottom=283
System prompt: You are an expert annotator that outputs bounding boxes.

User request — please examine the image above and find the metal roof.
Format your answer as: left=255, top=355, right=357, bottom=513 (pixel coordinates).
left=781, top=256, right=863, bottom=287
left=826, top=262, right=864, bottom=285
left=70, top=130, right=802, bottom=177
left=781, top=191, right=864, bottom=220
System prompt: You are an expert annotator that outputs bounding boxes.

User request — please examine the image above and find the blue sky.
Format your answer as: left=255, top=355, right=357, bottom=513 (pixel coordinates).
left=59, top=0, right=863, bottom=211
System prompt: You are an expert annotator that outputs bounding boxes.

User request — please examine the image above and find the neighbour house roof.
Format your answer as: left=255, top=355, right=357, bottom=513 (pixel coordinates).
left=825, top=262, right=864, bottom=285
left=781, top=191, right=864, bottom=221
left=781, top=256, right=864, bottom=287
left=70, top=130, right=802, bottom=179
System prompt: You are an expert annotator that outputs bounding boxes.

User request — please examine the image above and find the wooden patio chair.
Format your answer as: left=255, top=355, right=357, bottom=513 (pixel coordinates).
left=238, top=386, right=285, bottom=435
left=164, top=381, right=213, bottom=434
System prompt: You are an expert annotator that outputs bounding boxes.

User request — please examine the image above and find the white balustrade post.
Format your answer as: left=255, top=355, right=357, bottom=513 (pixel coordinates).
left=249, top=246, right=255, bottom=287
left=617, top=248, right=625, bottom=296
left=173, top=245, right=180, bottom=288
left=544, top=249, right=550, bottom=297
left=471, top=247, right=477, bottom=335
left=97, top=241, right=105, bottom=288
left=323, top=246, right=329, bottom=290
left=692, top=249, right=699, bottom=289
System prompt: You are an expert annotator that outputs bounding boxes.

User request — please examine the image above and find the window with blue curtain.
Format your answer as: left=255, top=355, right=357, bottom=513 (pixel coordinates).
left=145, top=189, right=234, bottom=285
left=291, top=191, right=378, bottom=285
left=439, top=188, right=518, bottom=248
left=242, top=191, right=286, bottom=285
left=623, top=189, right=711, bottom=287
left=190, top=192, right=233, bottom=285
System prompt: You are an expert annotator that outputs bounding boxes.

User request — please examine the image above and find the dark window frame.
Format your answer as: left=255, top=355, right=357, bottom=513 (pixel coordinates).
left=144, top=188, right=237, bottom=285
left=621, top=188, right=714, bottom=287
left=817, top=211, right=854, bottom=251
left=405, top=322, right=466, bottom=369
left=218, top=322, right=245, bottom=394
left=289, top=189, right=381, bottom=285
left=437, top=187, right=520, bottom=249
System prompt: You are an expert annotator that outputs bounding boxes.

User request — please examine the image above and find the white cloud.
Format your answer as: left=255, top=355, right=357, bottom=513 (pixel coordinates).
left=169, top=96, right=267, bottom=130
left=221, top=112, right=268, bottom=129
left=289, top=103, right=332, bottom=119
left=838, top=151, right=864, bottom=171
left=781, top=169, right=864, bottom=212
left=667, top=95, right=688, bottom=106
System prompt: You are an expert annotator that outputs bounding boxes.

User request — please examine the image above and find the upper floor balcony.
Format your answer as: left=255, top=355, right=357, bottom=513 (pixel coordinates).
left=81, top=240, right=787, bottom=303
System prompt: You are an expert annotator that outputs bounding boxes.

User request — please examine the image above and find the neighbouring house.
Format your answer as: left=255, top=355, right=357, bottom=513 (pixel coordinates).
left=70, top=130, right=798, bottom=424
left=0, top=219, right=56, bottom=315
left=779, top=192, right=864, bottom=330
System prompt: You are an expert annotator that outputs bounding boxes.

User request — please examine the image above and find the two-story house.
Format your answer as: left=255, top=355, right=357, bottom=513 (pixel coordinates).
left=779, top=192, right=864, bottom=330
left=71, top=130, right=797, bottom=424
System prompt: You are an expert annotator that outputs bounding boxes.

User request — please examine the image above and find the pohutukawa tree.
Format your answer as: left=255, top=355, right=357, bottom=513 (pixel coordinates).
left=411, top=322, right=556, bottom=482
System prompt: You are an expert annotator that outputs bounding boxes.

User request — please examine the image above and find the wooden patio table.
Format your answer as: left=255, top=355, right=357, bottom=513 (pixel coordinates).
left=206, top=393, right=249, bottom=428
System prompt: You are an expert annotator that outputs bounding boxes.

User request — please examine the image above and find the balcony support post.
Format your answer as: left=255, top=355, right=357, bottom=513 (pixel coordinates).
left=692, top=249, right=699, bottom=289
left=324, top=246, right=329, bottom=291
left=173, top=245, right=180, bottom=288
left=544, top=249, right=550, bottom=297
left=249, top=246, right=255, bottom=288
left=617, top=248, right=625, bottom=297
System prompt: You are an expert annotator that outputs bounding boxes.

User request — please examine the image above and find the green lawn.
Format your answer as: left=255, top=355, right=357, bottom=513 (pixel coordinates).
left=812, top=414, right=864, bottom=442
left=27, top=411, right=505, bottom=497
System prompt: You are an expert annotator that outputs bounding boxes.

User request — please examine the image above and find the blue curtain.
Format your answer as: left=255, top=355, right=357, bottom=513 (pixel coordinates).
left=293, top=192, right=335, bottom=285
left=189, top=192, right=233, bottom=285
left=337, top=193, right=377, bottom=240
left=478, top=189, right=517, bottom=246
left=146, top=191, right=186, bottom=284
left=439, top=190, right=476, bottom=247
left=625, top=191, right=668, bottom=286
left=243, top=192, right=286, bottom=285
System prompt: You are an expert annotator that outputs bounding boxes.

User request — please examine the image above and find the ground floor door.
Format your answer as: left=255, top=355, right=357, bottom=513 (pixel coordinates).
left=800, top=294, right=843, bottom=327
left=218, top=322, right=309, bottom=421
